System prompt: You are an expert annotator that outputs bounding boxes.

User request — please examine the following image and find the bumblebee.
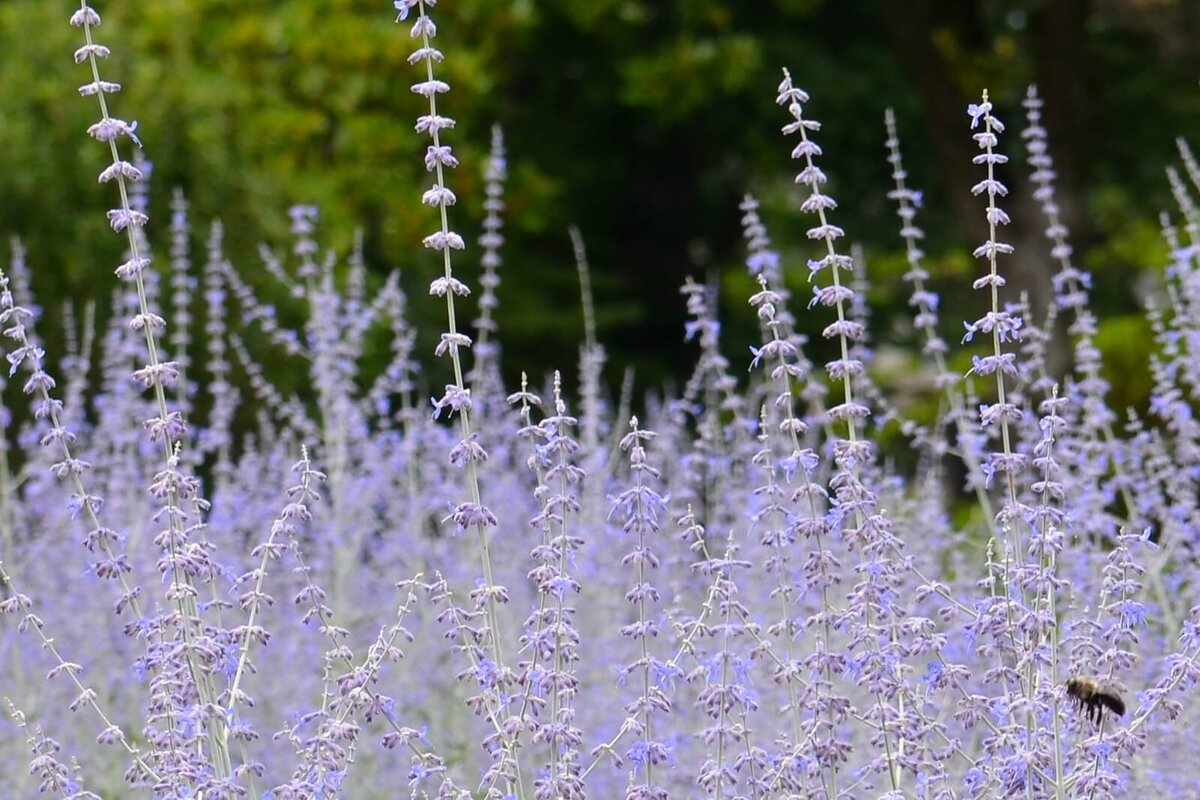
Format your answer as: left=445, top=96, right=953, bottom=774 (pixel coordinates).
left=1066, top=677, right=1126, bottom=725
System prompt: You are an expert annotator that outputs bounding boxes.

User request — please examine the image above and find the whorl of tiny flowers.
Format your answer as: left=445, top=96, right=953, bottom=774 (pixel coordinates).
left=964, top=92, right=1029, bottom=528
left=289, top=204, right=321, bottom=281
left=777, top=70, right=867, bottom=431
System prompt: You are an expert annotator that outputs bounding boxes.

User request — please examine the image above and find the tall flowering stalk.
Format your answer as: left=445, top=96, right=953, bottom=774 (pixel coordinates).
left=1022, top=86, right=1137, bottom=557
left=503, top=372, right=585, bottom=799
left=611, top=417, right=672, bottom=800
left=963, top=99, right=1039, bottom=742
left=470, top=124, right=508, bottom=406
left=677, top=277, right=753, bottom=535
left=72, top=2, right=239, bottom=786
left=168, top=189, right=193, bottom=415
left=963, top=91, right=1059, bottom=799
left=526, top=374, right=587, bottom=799
left=777, top=71, right=866, bottom=433
left=507, top=375, right=552, bottom=790
left=271, top=453, right=465, bottom=797
left=569, top=226, right=609, bottom=467
left=964, top=92, right=1026, bottom=542
left=7, top=1, right=1200, bottom=794
left=1018, top=388, right=1070, bottom=798
left=395, top=1, right=520, bottom=795
left=0, top=272, right=162, bottom=783
left=779, top=70, right=908, bottom=793
left=199, top=222, right=239, bottom=488
left=745, top=275, right=842, bottom=795
left=739, top=195, right=827, bottom=432
left=221, top=450, right=328, bottom=789
left=884, top=108, right=998, bottom=529
left=58, top=297, right=96, bottom=452
left=364, top=271, right=418, bottom=424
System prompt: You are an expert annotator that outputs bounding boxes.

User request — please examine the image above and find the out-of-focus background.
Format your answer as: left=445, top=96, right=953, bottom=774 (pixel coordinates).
left=0, top=0, right=1196, bottom=413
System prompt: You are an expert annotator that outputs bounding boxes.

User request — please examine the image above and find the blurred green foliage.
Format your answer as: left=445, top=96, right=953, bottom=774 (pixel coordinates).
left=0, top=0, right=1198, bottom=413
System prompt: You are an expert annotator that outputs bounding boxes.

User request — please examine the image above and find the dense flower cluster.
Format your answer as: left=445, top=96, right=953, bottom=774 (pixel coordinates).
left=1, top=2, right=1199, bottom=798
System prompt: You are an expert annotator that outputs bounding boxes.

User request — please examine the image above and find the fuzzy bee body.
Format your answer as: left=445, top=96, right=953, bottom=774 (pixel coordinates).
left=1066, top=677, right=1126, bottom=725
